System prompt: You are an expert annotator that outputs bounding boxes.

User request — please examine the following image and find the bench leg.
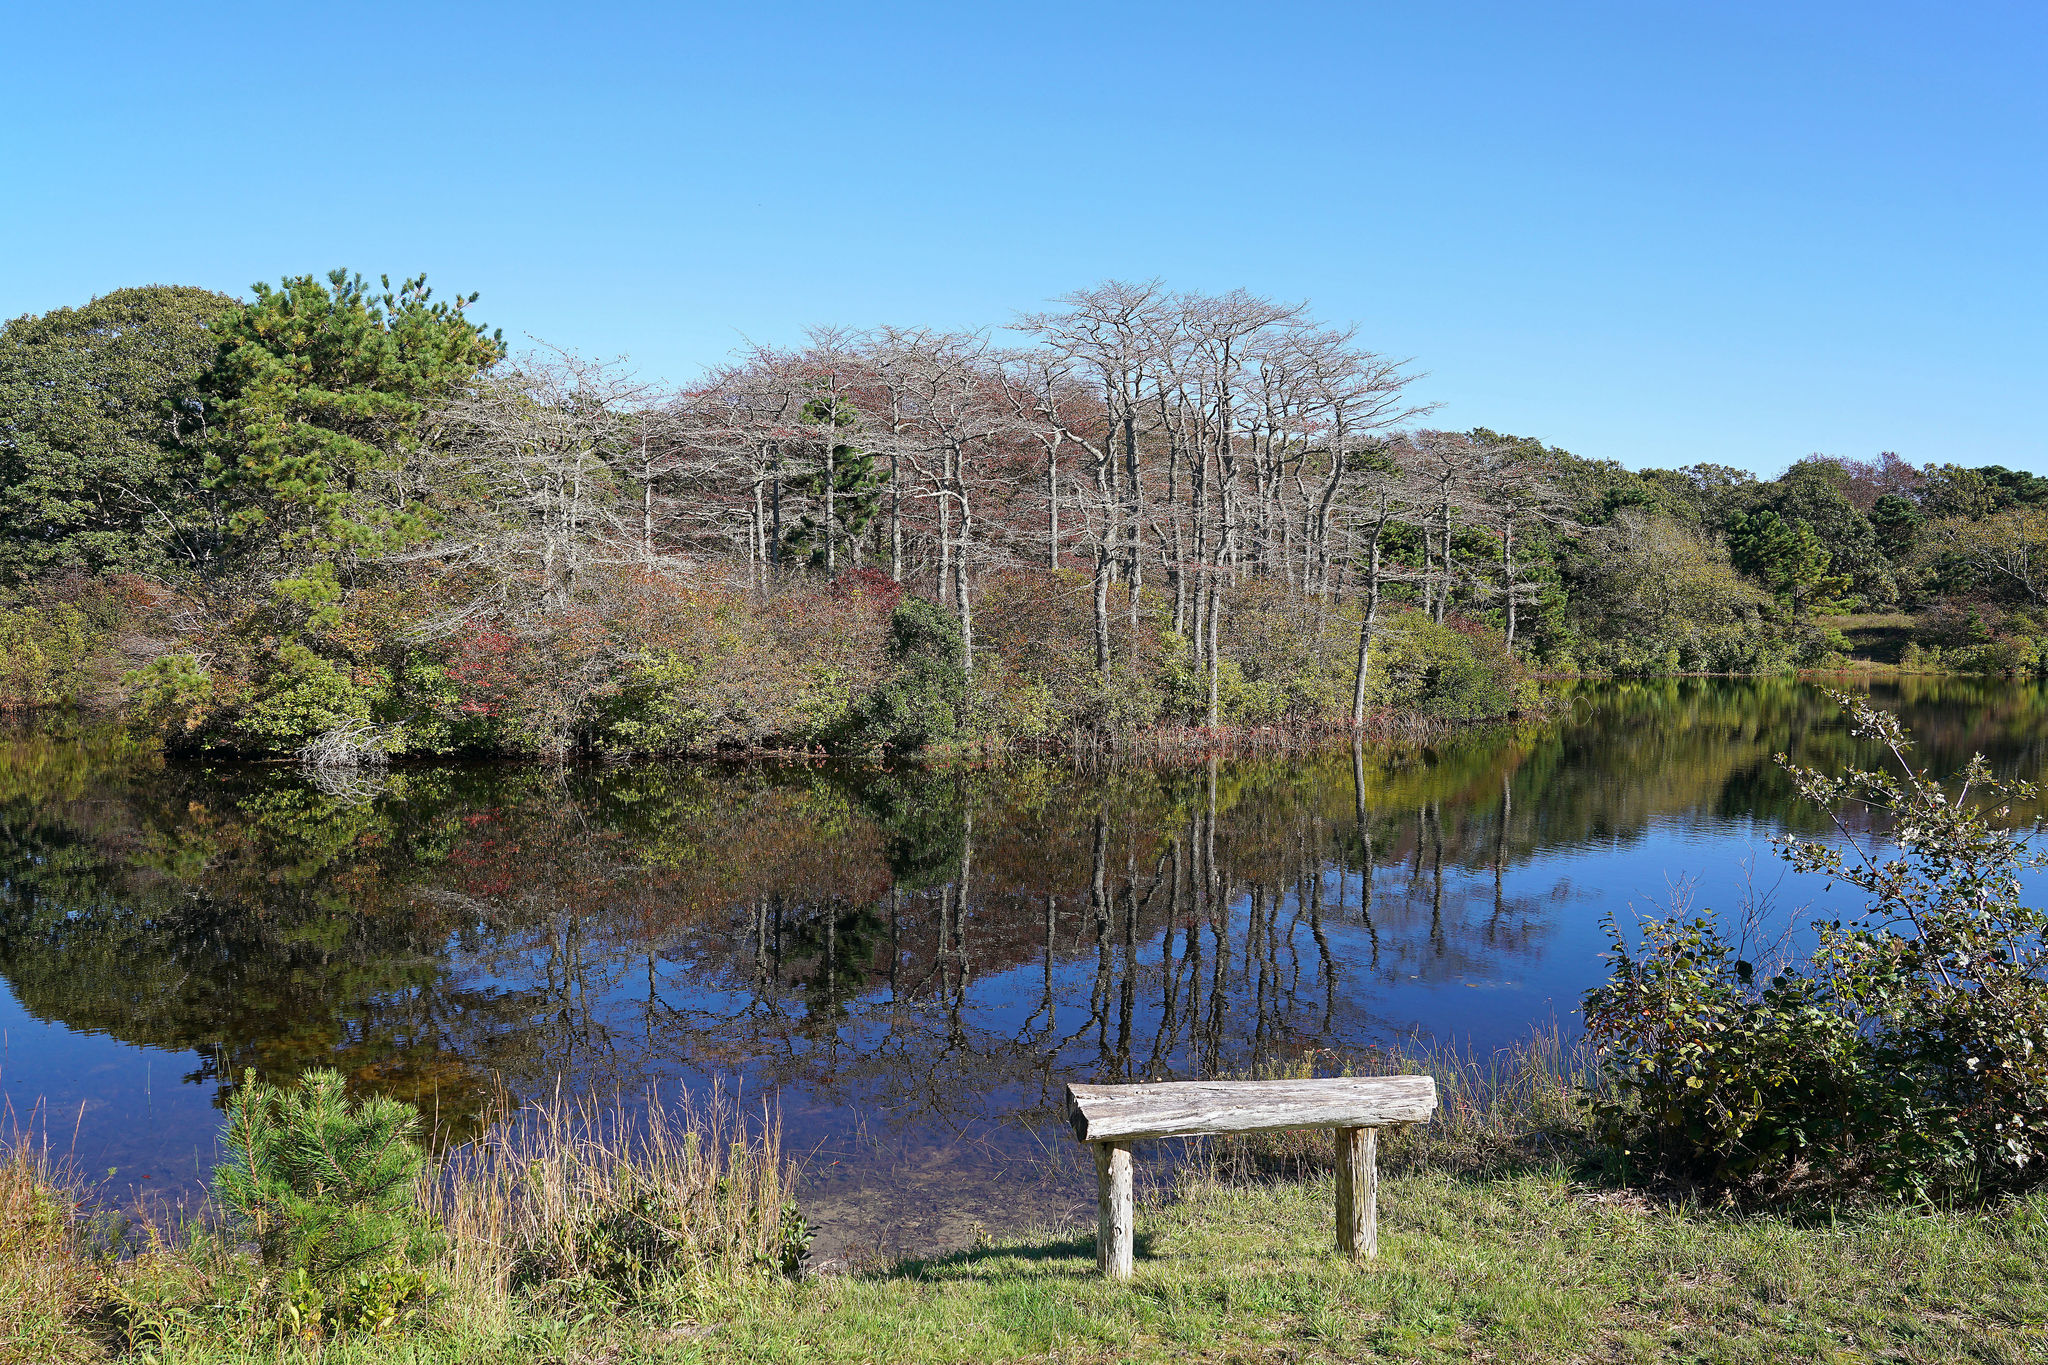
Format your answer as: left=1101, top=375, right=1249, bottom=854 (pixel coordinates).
left=1336, top=1125, right=1378, bottom=1259
left=1094, top=1141, right=1134, bottom=1280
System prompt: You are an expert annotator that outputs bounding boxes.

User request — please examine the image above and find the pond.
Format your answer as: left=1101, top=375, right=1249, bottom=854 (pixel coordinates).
left=3, top=676, right=2045, bottom=1255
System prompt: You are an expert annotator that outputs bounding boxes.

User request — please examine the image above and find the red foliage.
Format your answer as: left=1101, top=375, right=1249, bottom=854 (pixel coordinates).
left=827, top=567, right=904, bottom=616
left=445, top=625, right=518, bottom=716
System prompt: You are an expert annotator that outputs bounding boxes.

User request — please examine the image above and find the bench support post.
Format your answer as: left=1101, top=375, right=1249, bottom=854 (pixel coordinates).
left=1094, top=1141, right=1134, bottom=1280
left=1336, top=1125, right=1378, bottom=1259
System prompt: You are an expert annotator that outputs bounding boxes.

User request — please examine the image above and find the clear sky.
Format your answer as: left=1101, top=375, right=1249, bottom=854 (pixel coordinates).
left=5, top=1, right=2042, bottom=475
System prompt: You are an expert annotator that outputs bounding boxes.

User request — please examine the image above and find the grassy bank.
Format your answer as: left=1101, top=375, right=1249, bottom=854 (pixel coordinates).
left=716, top=1171, right=2048, bottom=1365
left=8, top=1044, right=2048, bottom=1364
left=14, top=1161, right=2046, bottom=1363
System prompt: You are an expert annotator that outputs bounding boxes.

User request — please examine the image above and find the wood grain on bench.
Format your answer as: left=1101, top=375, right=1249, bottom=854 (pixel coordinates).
left=1066, top=1075, right=1438, bottom=1142
left=1063, top=1074, right=1438, bottom=1279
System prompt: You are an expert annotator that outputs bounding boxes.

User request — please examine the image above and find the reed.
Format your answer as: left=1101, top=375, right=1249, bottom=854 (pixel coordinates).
left=0, top=1117, right=100, bottom=1364
left=427, top=1080, right=804, bottom=1304
left=1191, top=1028, right=1596, bottom=1185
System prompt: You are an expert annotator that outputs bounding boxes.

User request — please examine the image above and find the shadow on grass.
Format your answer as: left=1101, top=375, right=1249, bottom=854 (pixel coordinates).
left=883, top=1230, right=1160, bottom=1281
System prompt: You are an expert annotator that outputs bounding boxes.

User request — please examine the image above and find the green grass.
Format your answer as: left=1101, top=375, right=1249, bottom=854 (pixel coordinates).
left=693, top=1169, right=2048, bottom=1365
left=44, top=1165, right=2048, bottom=1364
left=1830, top=612, right=1919, bottom=666
left=18, top=1040, right=2048, bottom=1363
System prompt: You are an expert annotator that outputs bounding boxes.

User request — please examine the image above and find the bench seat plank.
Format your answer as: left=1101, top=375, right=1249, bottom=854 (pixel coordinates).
left=1065, top=1075, right=1437, bottom=1143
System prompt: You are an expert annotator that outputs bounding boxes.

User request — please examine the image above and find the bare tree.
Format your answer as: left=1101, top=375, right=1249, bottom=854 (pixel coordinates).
left=1285, top=327, right=1432, bottom=602
left=1468, top=435, right=1561, bottom=655
left=416, top=347, right=656, bottom=628
left=1344, top=443, right=1421, bottom=727
left=1406, top=430, right=1487, bottom=624
left=868, top=328, right=1014, bottom=676
left=1021, top=281, right=1170, bottom=680
left=668, top=349, right=812, bottom=589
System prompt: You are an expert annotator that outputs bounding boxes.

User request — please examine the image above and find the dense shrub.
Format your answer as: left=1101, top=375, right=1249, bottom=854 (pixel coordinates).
left=1565, top=510, right=1804, bottom=674
left=0, top=602, right=94, bottom=706
left=1586, top=696, right=2048, bottom=1198
left=1209, top=579, right=1349, bottom=723
left=1954, top=634, right=2047, bottom=676
left=1584, top=913, right=1862, bottom=1183
left=1373, top=612, right=1531, bottom=720
left=118, top=564, right=1546, bottom=756
left=844, top=597, right=968, bottom=751
left=972, top=568, right=1172, bottom=735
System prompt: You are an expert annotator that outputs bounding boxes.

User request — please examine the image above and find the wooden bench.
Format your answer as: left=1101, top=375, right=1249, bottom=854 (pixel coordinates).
left=1064, top=1075, right=1438, bottom=1279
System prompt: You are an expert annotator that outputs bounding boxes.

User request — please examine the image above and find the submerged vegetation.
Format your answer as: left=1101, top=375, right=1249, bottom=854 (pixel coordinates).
left=7, top=276, right=2048, bottom=755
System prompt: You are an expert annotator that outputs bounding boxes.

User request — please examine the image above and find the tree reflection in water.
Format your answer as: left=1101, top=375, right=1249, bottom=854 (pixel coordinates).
left=2, top=676, right=2044, bottom=1249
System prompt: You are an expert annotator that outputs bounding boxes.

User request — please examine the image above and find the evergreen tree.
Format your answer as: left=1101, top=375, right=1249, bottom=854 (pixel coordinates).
left=1870, top=492, right=1923, bottom=562
left=782, top=392, right=882, bottom=569
left=201, top=270, right=503, bottom=616
left=214, top=1068, right=435, bottom=1280
left=0, top=285, right=237, bottom=583
left=1728, top=508, right=1850, bottom=615
left=1764, top=458, right=1895, bottom=605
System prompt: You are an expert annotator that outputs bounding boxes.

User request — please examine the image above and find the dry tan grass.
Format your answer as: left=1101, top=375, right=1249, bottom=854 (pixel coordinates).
left=427, top=1081, right=799, bottom=1302
left=1192, top=1029, right=1592, bottom=1185
left=0, top=1140, right=101, bottom=1364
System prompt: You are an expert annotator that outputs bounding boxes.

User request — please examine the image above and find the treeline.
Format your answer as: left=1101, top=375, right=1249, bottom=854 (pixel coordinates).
left=1, top=273, right=2042, bottom=755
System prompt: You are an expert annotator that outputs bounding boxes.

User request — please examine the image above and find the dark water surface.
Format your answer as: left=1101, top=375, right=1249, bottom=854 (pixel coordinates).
left=4, top=677, right=2045, bottom=1255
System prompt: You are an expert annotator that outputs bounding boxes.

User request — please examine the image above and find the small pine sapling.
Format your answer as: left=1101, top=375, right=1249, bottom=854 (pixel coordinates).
left=214, top=1068, right=437, bottom=1281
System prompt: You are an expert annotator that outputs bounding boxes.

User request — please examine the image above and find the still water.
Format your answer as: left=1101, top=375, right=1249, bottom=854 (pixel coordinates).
left=3, top=677, right=2045, bottom=1253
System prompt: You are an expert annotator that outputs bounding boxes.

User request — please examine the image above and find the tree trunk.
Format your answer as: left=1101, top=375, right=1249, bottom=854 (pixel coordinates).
left=1093, top=449, right=1114, bottom=679
left=890, top=448, right=903, bottom=583
left=1094, top=537, right=1113, bottom=679
left=1436, top=497, right=1453, bottom=624
left=937, top=455, right=952, bottom=600
left=1047, top=444, right=1060, bottom=569
left=824, top=434, right=837, bottom=574
left=955, top=455, right=975, bottom=678
left=1502, top=519, right=1518, bottom=656
left=641, top=434, right=653, bottom=561
left=770, top=449, right=783, bottom=574
left=1351, top=534, right=1384, bottom=728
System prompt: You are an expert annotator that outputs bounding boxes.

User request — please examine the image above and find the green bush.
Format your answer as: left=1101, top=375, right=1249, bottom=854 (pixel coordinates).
left=213, top=1068, right=438, bottom=1283
left=1373, top=612, right=1528, bottom=721
left=1954, top=634, right=2046, bottom=677
left=1584, top=914, right=1861, bottom=1183
left=844, top=598, right=967, bottom=751
left=125, top=652, right=219, bottom=745
left=0, top=602, right=94, bottom=705
left=1800, top=624, right=1854, bottom=666
left=1586, top=696, right=2048, bottom=1198
left=583, top=648, right=715, bottom=753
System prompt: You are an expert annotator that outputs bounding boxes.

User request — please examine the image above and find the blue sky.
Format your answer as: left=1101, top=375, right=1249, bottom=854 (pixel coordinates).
left=5, top=1, right=2042, bottom=474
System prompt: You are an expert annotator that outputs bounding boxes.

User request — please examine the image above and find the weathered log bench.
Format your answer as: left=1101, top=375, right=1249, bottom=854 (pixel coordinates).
left=1064, top=1075, right=1438, bottom=1279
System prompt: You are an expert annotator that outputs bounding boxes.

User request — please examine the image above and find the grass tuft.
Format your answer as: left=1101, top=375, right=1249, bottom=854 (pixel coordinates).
left=429, top=1080, right=804, bottom=1305
left=0, top=1129, right=103, bottom=1364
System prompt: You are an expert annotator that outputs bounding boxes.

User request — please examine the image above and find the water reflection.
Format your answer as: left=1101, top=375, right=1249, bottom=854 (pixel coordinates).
left=2, top=676, right=2044, bottom=1250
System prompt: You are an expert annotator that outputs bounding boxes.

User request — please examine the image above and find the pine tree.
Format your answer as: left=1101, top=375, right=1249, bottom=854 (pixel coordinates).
left=201, top=270, right=504, bottom=618
left=1727, top=509, right=1850, bottom=615
left=213, top=1068, right=435, bottom=1281
left=782, top=391, right=883, bottom=570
